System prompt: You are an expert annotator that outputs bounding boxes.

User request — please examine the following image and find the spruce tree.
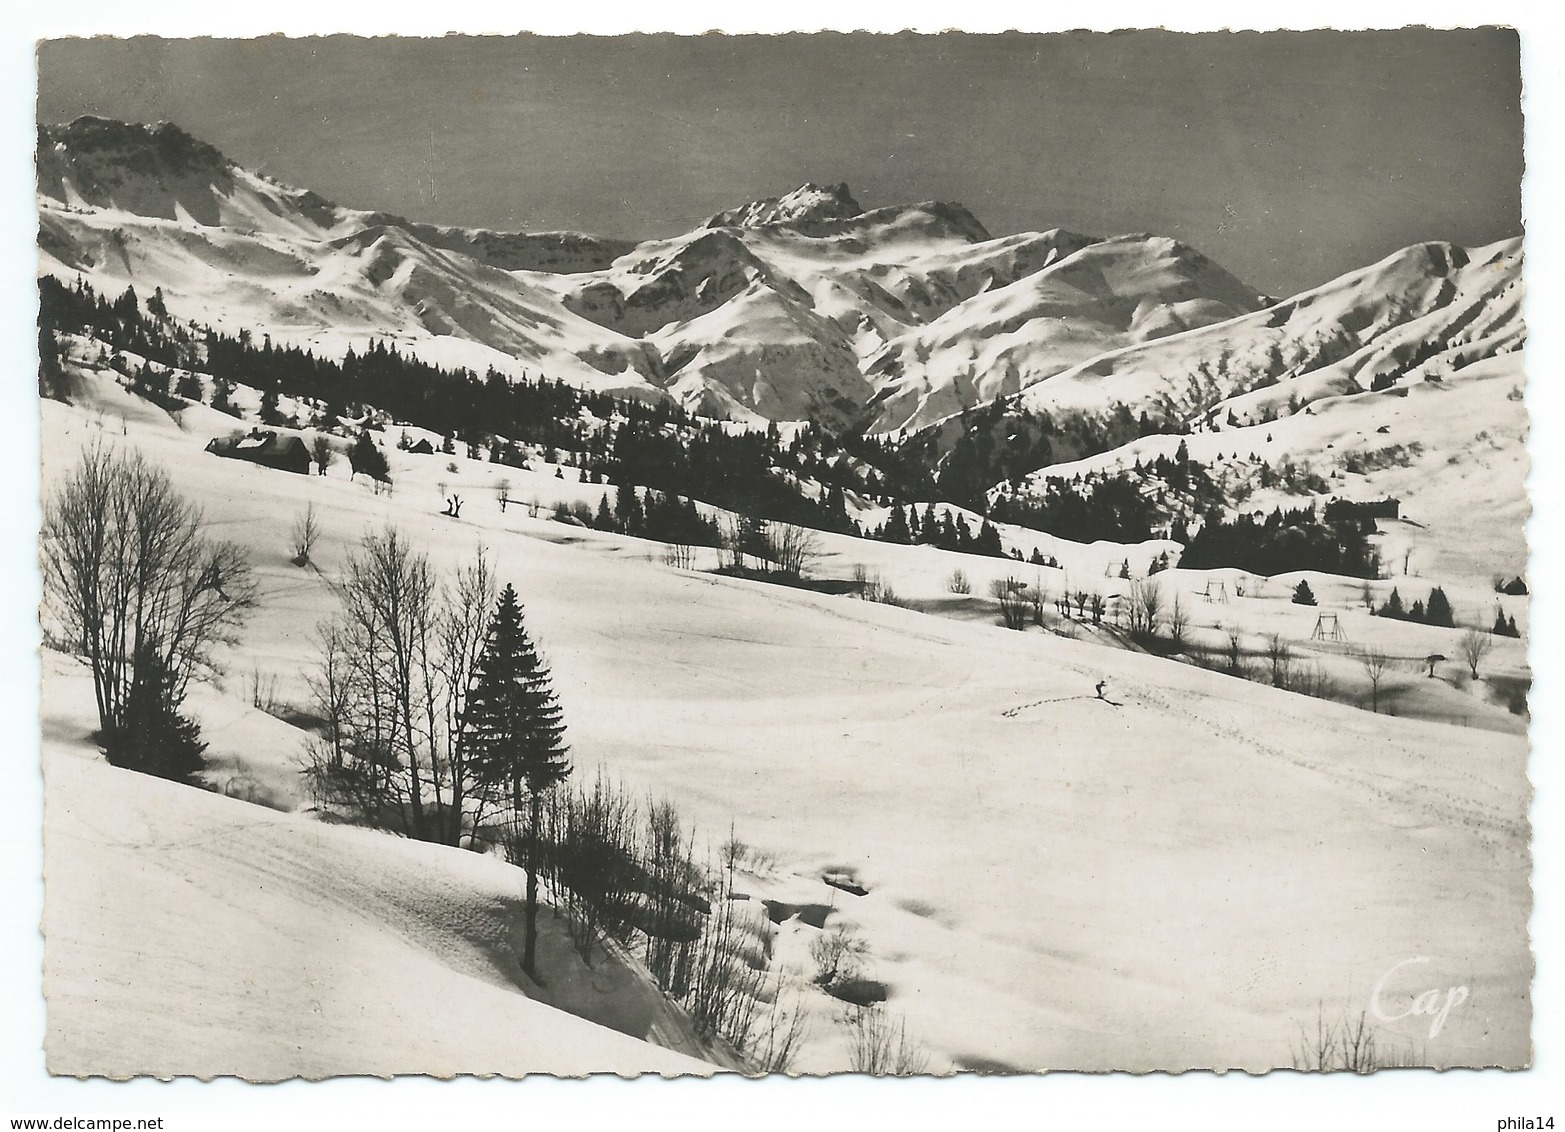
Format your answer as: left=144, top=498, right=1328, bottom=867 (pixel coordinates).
left=260, top=387, right=283, bottom=426
left=461, top=584, right=571, bottom=978
left=883, top=504, right=911, bottom=545
left=106, top=643, right=208, bottom=783
left=1425, top=586, right=1455, bottom=628
left=349, top=430, right=390, bottom=483
left=615, top=482, right=643, bottom=537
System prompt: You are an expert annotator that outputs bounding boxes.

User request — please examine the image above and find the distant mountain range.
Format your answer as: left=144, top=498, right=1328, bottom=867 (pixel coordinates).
left=38, top=116, right=1522, bottom=453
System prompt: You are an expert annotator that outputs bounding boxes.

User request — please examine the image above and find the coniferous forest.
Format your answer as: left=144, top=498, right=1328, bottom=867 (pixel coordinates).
left=40, top=274, right=1388, bottom=578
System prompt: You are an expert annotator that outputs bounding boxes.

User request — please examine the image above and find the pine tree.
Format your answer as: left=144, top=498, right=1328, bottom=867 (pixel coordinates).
left=260, top=387, right=283, bottom=426
left=212, top=377, right=237, bottom=416
left=460, top=584, right=571, bottom=978
left=38, top=323, right=66, bottom=401
left=1292, top=579, right=1317, bottom=606
left=349, top=430, right=390, bottom=483
left=105, top=643, right=208, bottom=783
left=615, top=482, right=643, bottom=537
left=1425, top=586, right=1455, bottom=628
left=883, top=504, right=911, bottom=545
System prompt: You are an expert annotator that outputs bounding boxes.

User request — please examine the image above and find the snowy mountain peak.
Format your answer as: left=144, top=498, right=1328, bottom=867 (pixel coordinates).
left=705, top=182, right=864, bottom=229
left=37, top=115, right=327, bottom=234
left=46, top=116, right=231, bottom=173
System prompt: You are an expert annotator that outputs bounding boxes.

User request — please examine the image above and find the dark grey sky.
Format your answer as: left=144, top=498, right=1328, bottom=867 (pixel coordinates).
left=37, top=30, right=1522, bottom=297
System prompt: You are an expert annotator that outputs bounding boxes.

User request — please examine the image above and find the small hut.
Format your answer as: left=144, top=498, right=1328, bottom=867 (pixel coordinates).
left=205, top=429, right=312, bottom=475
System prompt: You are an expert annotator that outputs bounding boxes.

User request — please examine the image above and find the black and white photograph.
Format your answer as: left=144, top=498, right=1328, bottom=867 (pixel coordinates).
left=7, top=7, right=1564, bottom=1125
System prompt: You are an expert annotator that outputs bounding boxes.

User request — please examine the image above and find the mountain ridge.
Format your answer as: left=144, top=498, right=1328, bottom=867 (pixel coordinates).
left=36, top=117, right=1524, bottom=483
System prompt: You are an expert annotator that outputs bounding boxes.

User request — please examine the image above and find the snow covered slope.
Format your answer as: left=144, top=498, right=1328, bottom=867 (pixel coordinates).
left=867, top=233, right=1270, bottom=429
left=42, top=649, right=712, bottom=1079
left=996, top=237, right=1524, bottom=426
left=40, top=380, right=1531, bottom=1073
left=1013, top=348, right=1529, bottom=591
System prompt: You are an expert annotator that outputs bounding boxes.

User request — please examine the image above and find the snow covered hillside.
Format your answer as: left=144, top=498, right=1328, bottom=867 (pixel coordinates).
left=40, top=377, right=1531, bottom=1074
left=43, top=650, right=714, bottom=1080
left=1012, top=348, right=1529, bottom=592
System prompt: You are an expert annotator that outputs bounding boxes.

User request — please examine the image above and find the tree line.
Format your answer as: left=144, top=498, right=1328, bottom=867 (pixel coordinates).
left=1179, top=504, right=1379, bottom=578
left=42, top=275, right=1396, bottom=584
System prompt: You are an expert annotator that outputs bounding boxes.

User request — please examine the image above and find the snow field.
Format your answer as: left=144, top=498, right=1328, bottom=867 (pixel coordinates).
left=40, top=384, right=1531, bottom=1073
left=41, top=649, right=711, bottom=1079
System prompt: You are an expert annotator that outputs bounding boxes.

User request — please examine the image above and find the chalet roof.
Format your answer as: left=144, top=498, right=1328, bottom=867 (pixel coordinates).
left=207, top=429, right=309, bottom=458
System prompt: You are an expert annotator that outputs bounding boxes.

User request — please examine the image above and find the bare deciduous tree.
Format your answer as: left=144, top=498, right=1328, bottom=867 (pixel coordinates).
left=1292, top=660, right=1337, bottom=700
left=683, top=854, right=769, bottom=1047
left=306, top=619, right=353, bottom=779
left=772, top=524, right=822, bottom=579
left=1359, top=648, right=1393, bottom=713
left=1458, top=628, right=1493, bottom=680
left=1265, top=633, right=1294, bottom=689
left=542, top=769, right=642, bottom=965
left=1223, top=625, right=1245, bottom=675
left=247, top=664, right=281, bottom=714
left=852, top=564, right=901, bottom=606
left=947, top=568, right=971, bottom=595
left=304, top=529, right=495, bottom=845
left=1168, top=593, right=1191, bottom=650
left=1127, top=578, right=1164, bottom=638
left=437, top=547, right=498, bottom=841
left=996, top=576, right=1030, bottom=630
left=1028, top=577, right=1046, bottom=627
left=495, top=477, right=512, bottom=513
left=849, top=1004, right=929, bottom=1076
left=719, top=517, right=748, bottom=572
left=1292, top=1006, right=1418, bottom=1073
left=290, top=503, right=321, bottom=566
left=42, top=443, right=256, bottom=737
left=752, top=973, right=809, bottom=1075
left=810, top=924, right=865, bottom=987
